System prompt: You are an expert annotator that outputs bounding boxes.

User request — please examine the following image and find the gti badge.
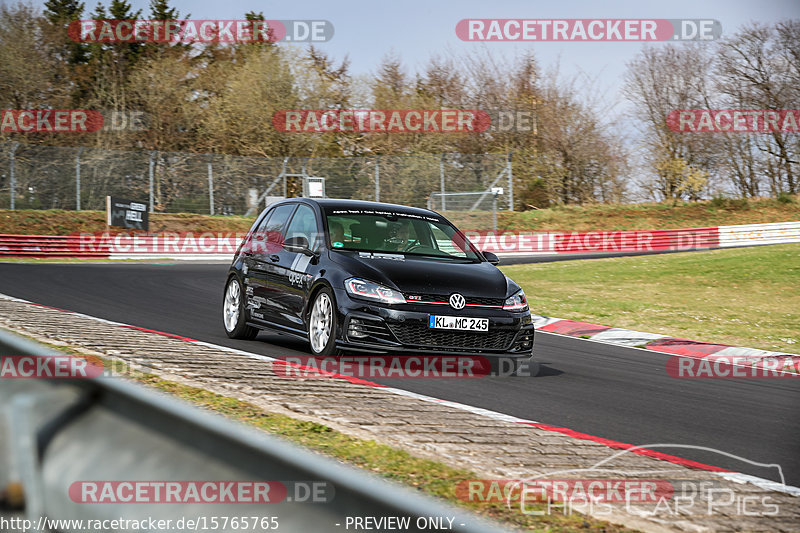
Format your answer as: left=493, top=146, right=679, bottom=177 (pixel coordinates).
left=449, top=293, right=466, bottom=310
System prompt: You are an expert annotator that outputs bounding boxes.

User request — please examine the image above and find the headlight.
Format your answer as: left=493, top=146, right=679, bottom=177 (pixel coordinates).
left=345, top=278, right=406, bottom=305
left=503, top=289, right=528, bottom=311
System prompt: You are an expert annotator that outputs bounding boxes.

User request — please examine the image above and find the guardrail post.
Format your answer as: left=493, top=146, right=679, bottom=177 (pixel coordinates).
left=75, top=147, right=83, bottom=211
left=507, top=152, right=513, bottom=211
left=375, top=156, right=380, bottom=202
left=8, top=390, right=76, bottom=529
left=492, top=191, right=498, bottom=231
left=9, top=142, right=18, bottom=210
left=207, top=154, right=215, bottom=216
left=148, top=151, right=155, bottom=213
left=283, top=158, right=288, bottom=198
left=440, top=154, right=446, bottom=211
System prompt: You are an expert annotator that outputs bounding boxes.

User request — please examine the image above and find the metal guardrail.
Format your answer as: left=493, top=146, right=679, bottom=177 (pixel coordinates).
left=0, top=329, right=509, bottom=533
left=2, top=221, right=799, bottom=260
left=0, top=235, right=112, bottom=258
left=718, top=221, right=800, bottom=247
left=468, top=221, right=800, bottom=256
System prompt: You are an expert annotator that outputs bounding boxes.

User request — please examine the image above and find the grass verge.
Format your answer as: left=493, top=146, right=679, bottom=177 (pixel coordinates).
left=501, top=244, right=800, bottom=354
left=482, top=196, right=799, bottom=232
left=0, top=209, right=254, bottom=235
left=4, top=334, right=635, bottom=533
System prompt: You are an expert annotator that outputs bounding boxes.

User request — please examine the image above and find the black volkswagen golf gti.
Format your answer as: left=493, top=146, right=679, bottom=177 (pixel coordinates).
left=223, top=199, right=535, bottom=370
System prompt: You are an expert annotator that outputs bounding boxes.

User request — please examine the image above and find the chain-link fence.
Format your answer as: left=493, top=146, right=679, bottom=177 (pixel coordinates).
left=0, top=143, right=513, bottom=215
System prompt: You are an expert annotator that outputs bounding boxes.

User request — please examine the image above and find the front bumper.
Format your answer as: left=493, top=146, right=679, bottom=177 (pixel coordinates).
left=332, top=288, right=535, bottom=359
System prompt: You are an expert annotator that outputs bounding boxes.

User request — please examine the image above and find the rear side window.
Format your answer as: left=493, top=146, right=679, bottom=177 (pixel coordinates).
left=263, top=204, right=296, bottom=235
left=253, top=209, right=274, bottom=234
left=249, top=204, right=296, bottom=254
left=284, top=204, right=319, bottom=250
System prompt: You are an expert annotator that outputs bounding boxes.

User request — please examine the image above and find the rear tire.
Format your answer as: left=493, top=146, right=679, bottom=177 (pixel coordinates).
left=308, top=287, right=341, bottom=356
left=223, top=275, right=259, bottom=340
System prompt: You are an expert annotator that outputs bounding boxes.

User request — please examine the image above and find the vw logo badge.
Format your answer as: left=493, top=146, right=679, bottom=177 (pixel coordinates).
left=449, top=293, right=466, bottom=310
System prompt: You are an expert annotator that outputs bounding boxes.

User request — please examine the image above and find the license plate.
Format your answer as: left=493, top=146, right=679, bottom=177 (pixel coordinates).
left=428, top=315, right=489, bottom=332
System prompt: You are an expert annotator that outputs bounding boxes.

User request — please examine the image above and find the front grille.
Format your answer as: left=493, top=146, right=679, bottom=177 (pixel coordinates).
left=405, top=293, right=505, bottom=307
left=387, top=323, right=516, bottom=351
left=467, top=296, right=506, bottom=307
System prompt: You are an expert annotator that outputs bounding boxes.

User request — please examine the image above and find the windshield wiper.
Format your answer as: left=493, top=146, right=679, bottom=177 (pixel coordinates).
left=403, top=252, right=478, bottom=262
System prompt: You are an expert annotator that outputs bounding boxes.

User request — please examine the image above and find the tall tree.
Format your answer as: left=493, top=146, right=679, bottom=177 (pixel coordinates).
left=624, top=44, right=718, bottom=201
left=142, top=0, right=187, bottom=58
left=81, top=0, right=146, bottom=148
left=716, top=23, right=798, bottom=195
left=148, top=0, right=178, bottom=20
left=43, top=0, right=88, bottom=65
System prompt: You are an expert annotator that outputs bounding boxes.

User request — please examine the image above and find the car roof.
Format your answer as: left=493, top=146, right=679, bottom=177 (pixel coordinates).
left=296, top=198, right=441, bottom=218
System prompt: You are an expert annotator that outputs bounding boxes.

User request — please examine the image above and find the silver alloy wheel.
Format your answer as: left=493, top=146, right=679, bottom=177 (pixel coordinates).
left=223, top=279, right=241, bottom=332
left=309, top=292, right=332, bottom=353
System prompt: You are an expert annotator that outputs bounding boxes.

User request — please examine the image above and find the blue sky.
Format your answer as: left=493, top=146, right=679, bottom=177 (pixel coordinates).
left=34, top=0, right=800, bottom=104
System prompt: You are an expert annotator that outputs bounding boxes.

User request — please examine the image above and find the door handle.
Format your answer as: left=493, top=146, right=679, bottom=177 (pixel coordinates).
left=269, top=254, right=280, bottom=262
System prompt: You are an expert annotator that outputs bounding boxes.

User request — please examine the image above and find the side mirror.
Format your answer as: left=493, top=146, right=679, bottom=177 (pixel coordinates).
left=284, top=236, right=314, bottom=256
left=482, top=251, right=500, bottom=265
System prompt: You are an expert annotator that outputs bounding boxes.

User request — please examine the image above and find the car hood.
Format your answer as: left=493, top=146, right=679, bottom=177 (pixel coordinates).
left=329, top=251, right=512, bottom=298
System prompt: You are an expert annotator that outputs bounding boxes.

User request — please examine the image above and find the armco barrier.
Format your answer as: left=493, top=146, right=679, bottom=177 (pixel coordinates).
left=718, top=221, right=800, bottom=248
left=467, top=226, right=721, bottom=256
left=0, top=221, right=798, bottom=260
left=0, top=234, right=112, bottom=258
left=0, top=329, right=507, bottom=533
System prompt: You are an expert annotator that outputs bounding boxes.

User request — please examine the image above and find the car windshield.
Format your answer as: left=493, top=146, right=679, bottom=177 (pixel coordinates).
left=324, top=207, right=480, bottom=261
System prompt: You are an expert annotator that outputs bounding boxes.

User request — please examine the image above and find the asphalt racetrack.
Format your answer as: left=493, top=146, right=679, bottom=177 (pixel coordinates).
left=1, top=261, right=798, bottom=486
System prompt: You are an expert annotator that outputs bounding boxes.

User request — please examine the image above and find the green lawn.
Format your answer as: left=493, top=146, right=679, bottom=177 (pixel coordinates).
left=501, top=244, right=800, bottom=354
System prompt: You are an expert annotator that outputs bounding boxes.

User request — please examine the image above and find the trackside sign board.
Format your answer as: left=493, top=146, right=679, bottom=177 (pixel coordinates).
left=106, top=196, right=149, bottom=230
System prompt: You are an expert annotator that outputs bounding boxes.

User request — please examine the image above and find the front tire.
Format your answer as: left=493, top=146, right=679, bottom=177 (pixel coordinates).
left=223, top=276, right=259, bottom=340
left=308, top=287, right=340, bottom=356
